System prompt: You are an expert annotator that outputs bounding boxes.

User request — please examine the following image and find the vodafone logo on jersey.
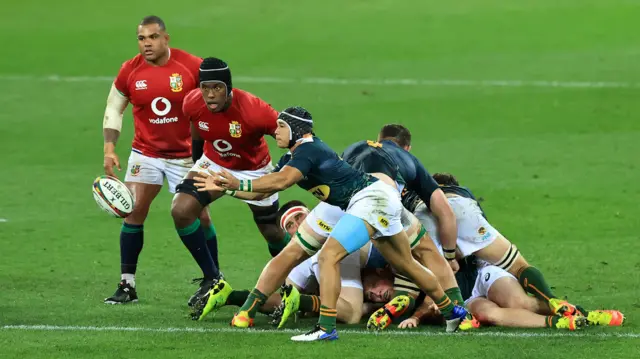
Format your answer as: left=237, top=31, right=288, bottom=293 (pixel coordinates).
left=213, top=139, right=240, bottom=158
left=135, top=80, right=147, bottom=90
left=149, top=97, right=178, bottom=124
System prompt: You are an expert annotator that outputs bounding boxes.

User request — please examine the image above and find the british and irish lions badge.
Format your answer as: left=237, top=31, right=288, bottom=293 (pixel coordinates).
left=170, top=73, right=183, bottom=92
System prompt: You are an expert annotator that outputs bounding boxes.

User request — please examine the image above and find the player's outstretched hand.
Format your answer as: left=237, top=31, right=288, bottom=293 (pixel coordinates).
left=398, top=317, right=419, bottom=329
left=215, top=169, right=241, bottom=190
left=193, top=170, right=225, bottom=192
left=104, top=152, right=121, bottom=178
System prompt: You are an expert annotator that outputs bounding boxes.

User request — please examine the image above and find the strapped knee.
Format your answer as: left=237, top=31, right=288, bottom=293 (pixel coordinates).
left=175, top=179, right=213, bottom=207
left=252, top=201, right=279, bottom=225
left=495, top=244, right=520, bottom=271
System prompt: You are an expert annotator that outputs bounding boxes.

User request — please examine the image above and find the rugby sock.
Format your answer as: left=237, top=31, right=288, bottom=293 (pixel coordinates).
left=239, top=288, right=268, bottom=318
left=202, top=223, right=219, bottom=269
left=445, top=287, right=465, bottom=307
left=177, top=219, right=219, bottom=280
left=121, top=273, right=135, bottom=288
left=318, top=305, right=337, bottom=332
left=267, top=232, right=291, bottom=257
left=299, top=294, right=321, bottom=313
left=226, top=290, right=251, bottom=307
left=545, top=316, right=561, bottom=328
left=517, top=266, right=555, bottom=302
left=435, top=295, right=456, bottom=320
left=120, top=223, right=144, bottom=279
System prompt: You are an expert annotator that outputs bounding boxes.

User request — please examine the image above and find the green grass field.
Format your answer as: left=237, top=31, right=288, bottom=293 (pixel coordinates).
left=1, top=1, right=639, bottom=358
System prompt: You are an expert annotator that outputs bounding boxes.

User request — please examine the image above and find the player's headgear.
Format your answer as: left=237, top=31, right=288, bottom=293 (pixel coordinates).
left=199, top=57, right=232, bottom=95
left=277, top=106, right=314, bottom=148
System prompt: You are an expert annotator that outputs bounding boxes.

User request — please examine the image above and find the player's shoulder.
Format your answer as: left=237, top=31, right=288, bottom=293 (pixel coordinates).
left=233, top=89, right=267, bottom=106
left=118, top=53, right=145, bottom=74
left=182, top=88, right=203, bottom=113
left=170, top=48, right=202, bottom=66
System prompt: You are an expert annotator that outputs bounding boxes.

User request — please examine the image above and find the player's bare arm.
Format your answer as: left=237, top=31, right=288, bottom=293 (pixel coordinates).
left=102, top=83, right=129, bottom=177
left=429, top=189, right=460, bottom=272
left=215, top=166, right=303, bottom=193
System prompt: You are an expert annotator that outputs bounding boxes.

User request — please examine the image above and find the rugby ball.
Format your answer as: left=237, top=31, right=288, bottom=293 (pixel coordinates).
left=92, top=175, right=135, bottom=218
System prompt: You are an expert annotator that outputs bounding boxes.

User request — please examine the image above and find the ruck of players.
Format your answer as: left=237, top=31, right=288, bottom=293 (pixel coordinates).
left=95, top=15, right=624, bottom=342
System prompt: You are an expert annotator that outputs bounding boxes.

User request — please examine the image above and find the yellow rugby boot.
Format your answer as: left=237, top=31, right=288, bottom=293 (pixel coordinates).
left=587, top=310, right=625, bottom=327
left=459, top=314, right=481, bottom=331
left=549, top=298, right=578, bottom=317
left=276, top=284, right=300, bottom=329
left=554, top=315, right=588, bottom=331
left=367, top=295, right=411, bottom=330
left=231, top=310, right=254, bottom=328
left=193, top=279, right=232, bottom=321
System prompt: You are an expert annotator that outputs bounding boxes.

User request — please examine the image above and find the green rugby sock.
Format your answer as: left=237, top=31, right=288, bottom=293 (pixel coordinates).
left=517, top=266, right=556, bottom=302
left=202, top=223, right=219, bottom=269
left=445, top=287, right=465, bottom=307
left=318, top=305, right=337, bottom=332
left=239, top=288, right=268, bottom=318
left=226, top=290, right=250, bottom=306
left=299, top=294, right=321, bottom=313
left=435, top=295, right=456, bottom=320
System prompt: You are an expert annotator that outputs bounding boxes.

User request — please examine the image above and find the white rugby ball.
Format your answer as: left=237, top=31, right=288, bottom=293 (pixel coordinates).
left=92, top=175, right=135, bottom=218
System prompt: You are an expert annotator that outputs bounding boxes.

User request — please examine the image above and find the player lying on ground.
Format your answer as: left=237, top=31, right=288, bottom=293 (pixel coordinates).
left=192, top=107, right=468, bottom=341
left=398, top=172, right=623, bottom=325
left=202, top=201, right=396, bottom=324
left=397, top=260, right=624, bottom=330
left=266, top=196, right=474, bottom=331
left=340, top=125, right=478, bottom=330
left=193, top=200, right=405, bottom=324
left=102, top=15, right=216, bottom=304
left=171, top=57, right=290, bottom=306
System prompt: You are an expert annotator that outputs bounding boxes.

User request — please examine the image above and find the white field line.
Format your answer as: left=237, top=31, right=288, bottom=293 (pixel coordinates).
left=2, top=324, right=639, bottom=339
left=0, top=74, right=638, bottom=89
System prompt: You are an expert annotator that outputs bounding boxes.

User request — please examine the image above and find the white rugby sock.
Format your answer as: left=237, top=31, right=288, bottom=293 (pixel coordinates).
left=121, top=273, right=136, bottom=288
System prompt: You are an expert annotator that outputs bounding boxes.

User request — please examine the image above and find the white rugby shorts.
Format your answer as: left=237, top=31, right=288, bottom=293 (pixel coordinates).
left=414, top=196, right=500, bottom=256
left=464, top=265, right=516, bottom=305
left=124, top=149, right=193, bottom=194
left=346, top=180, right=404, bottom=239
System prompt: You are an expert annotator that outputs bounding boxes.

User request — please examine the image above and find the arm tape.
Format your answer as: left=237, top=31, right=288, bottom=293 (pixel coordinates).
left=103, top=83, right=128, bottom=131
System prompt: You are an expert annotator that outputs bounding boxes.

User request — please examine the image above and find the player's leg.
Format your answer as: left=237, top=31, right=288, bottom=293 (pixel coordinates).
left=291, top=216, right=372, bottom=341
left=172, top=168, right=224, bottom=304
left=472, top=235, right=580, bottom=316
left=274, top=256, right=322, bottom=328
left=468, top=269, right=586, bottom=330
left=196, top=218, right=323, bottom=324
left=485, top=267, right=552, bottom=314
left=164, top=158, right=223, bottom=305
left=105, top=151, right=163, bottom=304
left=405, top=208, right=464, bottom=307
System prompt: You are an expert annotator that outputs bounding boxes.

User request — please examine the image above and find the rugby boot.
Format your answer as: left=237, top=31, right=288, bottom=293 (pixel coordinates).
left=104, top=280, right=138, bottom=304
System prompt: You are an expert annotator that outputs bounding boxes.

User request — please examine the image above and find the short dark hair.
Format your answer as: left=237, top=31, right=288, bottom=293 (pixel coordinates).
left=432, top=172, right=459, bottom=186
left=140, top=16, right=166, bottom=31
left=276, top=200, right=308, bottom=227
left=379, top=124, right=411, bottom=148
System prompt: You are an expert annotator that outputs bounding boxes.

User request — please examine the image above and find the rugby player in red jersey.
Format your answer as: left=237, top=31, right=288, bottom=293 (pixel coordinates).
left=173, top=57, right=287, bottom=305
left=102, top=16, right=218, bottom=305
